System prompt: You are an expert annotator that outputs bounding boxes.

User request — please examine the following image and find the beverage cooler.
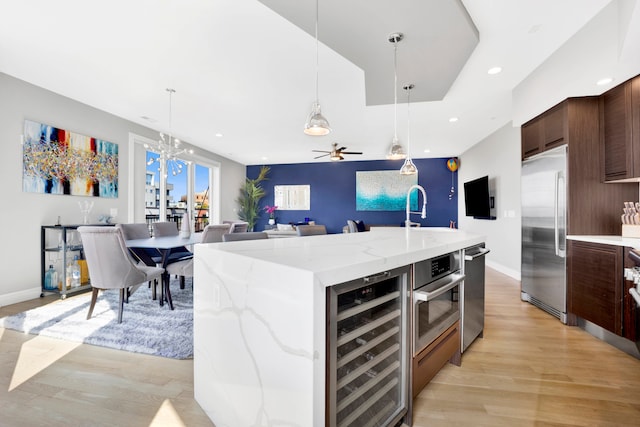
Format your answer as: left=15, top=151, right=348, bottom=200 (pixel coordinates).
left=326, top=265, right=411, bottom=427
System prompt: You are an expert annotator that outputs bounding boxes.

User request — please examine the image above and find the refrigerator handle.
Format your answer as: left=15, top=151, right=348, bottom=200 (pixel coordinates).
left=555, top=171, right=566, bottom=258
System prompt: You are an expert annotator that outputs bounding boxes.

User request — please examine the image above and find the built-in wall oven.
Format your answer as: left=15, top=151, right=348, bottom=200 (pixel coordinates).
left=412, top=251, right=464, bottom=396
left=413, top=251, right=464, bottom=355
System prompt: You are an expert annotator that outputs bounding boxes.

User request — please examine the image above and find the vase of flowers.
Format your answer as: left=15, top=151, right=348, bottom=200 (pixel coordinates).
left=264, top=205, right=278, bottom=225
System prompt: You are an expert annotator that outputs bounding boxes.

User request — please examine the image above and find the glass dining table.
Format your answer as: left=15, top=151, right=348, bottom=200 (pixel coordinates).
left=125, top=233, right=201, bottom=310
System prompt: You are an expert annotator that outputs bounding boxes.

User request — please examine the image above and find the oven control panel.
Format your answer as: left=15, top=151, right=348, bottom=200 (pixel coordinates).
left=431, top=254, right=451, bottom=277
left=414, top=250, right=461, bottom=289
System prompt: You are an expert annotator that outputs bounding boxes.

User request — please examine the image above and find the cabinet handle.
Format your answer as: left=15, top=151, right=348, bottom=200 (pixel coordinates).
left=363, top=271, right=390, bottom=283
left=414, top=273, right=465, bottom=302
left=464, top=248, right=490, bottom=261
left=554, top=171, right=566, bottom=258
left=545, top=137, right=564, bottom=147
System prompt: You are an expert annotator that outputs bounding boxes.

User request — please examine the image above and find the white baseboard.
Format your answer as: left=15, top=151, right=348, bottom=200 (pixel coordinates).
left=0, top=287, right=42, bottom=308
left=486, top=260, right=521, bottom=281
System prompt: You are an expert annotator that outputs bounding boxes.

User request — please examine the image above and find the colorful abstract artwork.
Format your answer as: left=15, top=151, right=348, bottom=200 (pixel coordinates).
left=22, top=120, right=118, bottom=198
left=356, top=170, right=418, bottom=211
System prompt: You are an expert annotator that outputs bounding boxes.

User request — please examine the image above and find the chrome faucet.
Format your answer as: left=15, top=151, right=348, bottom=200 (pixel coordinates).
left=406, top=184, right=427, bottom=228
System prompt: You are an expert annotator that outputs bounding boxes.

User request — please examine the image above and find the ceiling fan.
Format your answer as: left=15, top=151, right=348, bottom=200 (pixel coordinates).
left=313, top=142, right=363, bottom=161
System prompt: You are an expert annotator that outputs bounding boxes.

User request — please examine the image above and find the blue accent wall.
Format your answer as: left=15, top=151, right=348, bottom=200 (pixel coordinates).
left=247, top=158, right=458, bottom=234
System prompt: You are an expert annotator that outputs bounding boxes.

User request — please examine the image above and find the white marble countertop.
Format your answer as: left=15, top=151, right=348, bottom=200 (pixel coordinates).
left=193, top=226, right=485, bottom=426
left=193, top=227, right=486, bottom=426
left=197, top=227, right=485, bottom=287
left=568, top=235, right=640, bottom=248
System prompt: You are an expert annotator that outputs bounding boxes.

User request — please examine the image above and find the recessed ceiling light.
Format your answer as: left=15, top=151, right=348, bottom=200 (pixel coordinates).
left=140, top=116, right=157, bottom=123
left=215, top=133, right=223, bottom=138
left=487, top=67, right=502, bottom=75
left=528, top=24, right=542, bottom=34
left=596, top=77, right=613, bottom=86
left=423, top=149, right=431, bottom=154
left=449, top=117, right=458, bottom=123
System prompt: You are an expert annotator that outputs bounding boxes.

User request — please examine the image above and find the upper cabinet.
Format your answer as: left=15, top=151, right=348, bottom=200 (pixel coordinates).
left=521, top=101, right=567, bottom=160
left=601, top=75, right=640, bottom=181
left=521, top=97, right=637, bottom=235
left=521, top=116, right=543, bottom=159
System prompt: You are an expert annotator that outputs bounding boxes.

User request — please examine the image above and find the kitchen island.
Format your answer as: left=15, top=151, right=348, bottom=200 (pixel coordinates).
left=193, top=227, right=484, bottom=426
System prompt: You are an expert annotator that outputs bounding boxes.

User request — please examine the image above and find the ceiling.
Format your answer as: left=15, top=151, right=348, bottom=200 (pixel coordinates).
left=0, top=0, right=626, bottom=165
left=258, top=0, right=479, bottom=106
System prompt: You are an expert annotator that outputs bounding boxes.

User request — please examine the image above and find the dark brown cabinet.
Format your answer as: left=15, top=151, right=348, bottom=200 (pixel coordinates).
left=623, top=247, right=639, bottom=341
left=568, top=240, right=623, bottom=335
left=522, top=97, right=637, bottom=235
left=521, top=117, right=543, bottom=159
left=521, top=101, right=567, bottom=160
left=601, top=76, right=640, bottom=181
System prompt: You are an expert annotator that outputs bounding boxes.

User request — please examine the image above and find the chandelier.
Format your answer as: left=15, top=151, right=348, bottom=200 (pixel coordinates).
left=145, top=88, right=193, bottom=176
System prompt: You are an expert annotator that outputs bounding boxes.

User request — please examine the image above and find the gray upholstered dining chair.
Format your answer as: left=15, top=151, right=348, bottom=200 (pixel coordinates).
left=222, top=231, right=268, bottom=242
left=296, top=224, right=327, bottom=236
left=150, top=221, right=193, bottom=288
left=223, top=220, right=249, bottom=233
left=116, top=222, right=160, bottom=299
left=230, top=222, right=249, bottom=233
left=117, top=222, right=191, bottom=297
left=78, top=226, right=164, bottom=323
left=152, top=221, right=180, bottom=237
left=201, top=223, right=232, bottom=243
left=116, top=223, right=158, bottom=265
left=166, top=258, right=193, bottom=289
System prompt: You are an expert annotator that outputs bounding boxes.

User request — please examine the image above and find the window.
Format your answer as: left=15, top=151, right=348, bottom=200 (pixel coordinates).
left=194, top=163, right=210, bottom=231
left=130, top=133, right=219, bottom=227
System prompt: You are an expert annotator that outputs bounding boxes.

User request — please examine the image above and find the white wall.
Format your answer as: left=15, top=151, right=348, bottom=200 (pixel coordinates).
left=513, top=0, right=640, bottom=126
left=0, top=72, right=245, bottom=306
left=458, top=123, right=521, bottom=280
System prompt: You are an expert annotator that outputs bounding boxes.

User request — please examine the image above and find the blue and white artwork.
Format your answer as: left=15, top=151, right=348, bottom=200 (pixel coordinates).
left=356, top=170, right=418, bottom=211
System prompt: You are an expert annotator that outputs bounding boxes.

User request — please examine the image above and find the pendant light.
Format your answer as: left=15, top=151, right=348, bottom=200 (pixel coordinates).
left=400, top=83, right=418, bottom=175
left=386, top=32, right=407, bottom=160
left=304, top=0, right=331, bottom=136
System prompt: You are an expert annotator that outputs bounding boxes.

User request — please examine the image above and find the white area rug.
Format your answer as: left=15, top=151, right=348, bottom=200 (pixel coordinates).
left=0, top=278, right=193, bottom=359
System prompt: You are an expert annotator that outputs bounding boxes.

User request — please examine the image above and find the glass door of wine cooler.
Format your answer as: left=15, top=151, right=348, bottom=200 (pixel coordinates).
left=326, top=266, right=411, bottom=427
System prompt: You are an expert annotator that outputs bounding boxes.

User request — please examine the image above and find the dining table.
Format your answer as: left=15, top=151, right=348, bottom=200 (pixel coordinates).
left=125, top=232, right=201, bottom=310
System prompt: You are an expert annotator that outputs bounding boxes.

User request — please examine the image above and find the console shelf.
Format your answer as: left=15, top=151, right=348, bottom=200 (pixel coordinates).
left=40, top=224, right=107, bottom=299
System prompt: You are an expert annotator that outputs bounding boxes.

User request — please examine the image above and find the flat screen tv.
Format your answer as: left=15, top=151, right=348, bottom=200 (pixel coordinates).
left=464, top=175, right=492, bottom=219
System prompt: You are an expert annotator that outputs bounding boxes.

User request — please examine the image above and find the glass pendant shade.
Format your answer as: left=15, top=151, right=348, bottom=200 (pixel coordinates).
left=304, top=101, right=331, bottom=136
left=387, top=137, right=406, bottom=160
left=400, top=157, right=418, bottom=175
left=399, top=83, right=417, bottom=175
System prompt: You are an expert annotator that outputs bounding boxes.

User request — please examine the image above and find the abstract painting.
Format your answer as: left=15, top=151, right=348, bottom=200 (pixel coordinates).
left=356, top=170, right=418, bottom=211
left=22, top=119, right=118, bottom=198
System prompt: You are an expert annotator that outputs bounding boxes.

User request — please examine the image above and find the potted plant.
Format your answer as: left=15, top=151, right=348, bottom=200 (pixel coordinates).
left=264, top=205, right=278, bottom=225
left=236, top=165, right=270, bottom=231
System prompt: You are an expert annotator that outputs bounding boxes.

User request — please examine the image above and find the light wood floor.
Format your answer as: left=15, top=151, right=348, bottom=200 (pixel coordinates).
left=0, top=293, right=214, bottom=427
left=1, top=269, right=639, bottom=426
left=413, top=268, right=640, bottom=427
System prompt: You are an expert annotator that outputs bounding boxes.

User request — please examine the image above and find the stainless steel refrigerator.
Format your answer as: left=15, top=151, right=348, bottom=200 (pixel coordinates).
left=521, top=144, right=567, bottom=323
